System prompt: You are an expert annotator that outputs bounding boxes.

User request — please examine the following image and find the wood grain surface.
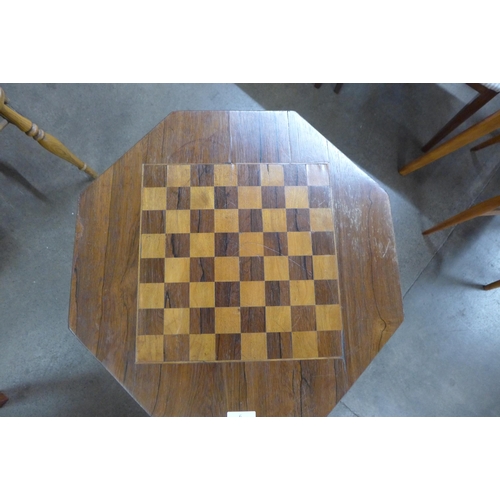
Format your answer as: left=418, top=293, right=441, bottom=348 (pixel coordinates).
left=69, top=111, right=403, bottom=416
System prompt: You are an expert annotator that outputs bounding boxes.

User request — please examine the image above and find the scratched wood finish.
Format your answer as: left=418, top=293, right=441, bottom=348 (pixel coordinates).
left=69, top=111, right=403, bottom=416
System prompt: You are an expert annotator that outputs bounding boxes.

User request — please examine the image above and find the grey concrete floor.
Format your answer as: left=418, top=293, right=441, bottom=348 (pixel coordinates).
left=1, top=83, right=499, bottom=416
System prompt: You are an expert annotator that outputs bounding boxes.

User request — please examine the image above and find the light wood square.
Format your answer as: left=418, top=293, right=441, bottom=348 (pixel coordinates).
left=310, top=208, right=334, bottom=231
left=164, top=308, right=190, bottom=334
left=215, top=307, right=241, bottom=334
left=262, top=209, right=287, bottom=232
left=238, top=187, right=262, bottom=209
left=214, top=257, right=240, bottom=281
left=292, top=331, right=319, bottom=359
left=191, top=233, right=215, bottom=257
left=316, top=305, right=342, bottom=331
left=167, top=165, right=191, bottom=187
left=191, top=187, right=214, bottom=209
left=241, top=333, right=267, bottom=361
left=266, top=306, right=291, bottom=332
left=264, top=256, right=290, bottom=281
left=136, top=335, right=164, bottom=362
left=215, top=209, right=239, bottom=233
left=261, top=164, right=284, bottom=186
left=142, top=188, right=166, bottom=210
left=241, top=282, right=266, bottom=307
left=189, top=334, right=216, bottom=361
left=139, top=283, right=164, bottom=309
left=239, top=233, right=264, bottom=256
left=165, top=258, right=190, bottom=282
left=165, top=210, right=190, bottom=233
left=290, top=280, right=316, bottom=306
left=313, top=255, right=338, bottom=279
left=141, top=234, right=165, bottom=258
left=214, top=164, right=238, bottom=186
left=285, top=186, right=309, bottom=208
left=288, top=232, right=312, bottom=255
left=190, top=282, right=215, bottom=308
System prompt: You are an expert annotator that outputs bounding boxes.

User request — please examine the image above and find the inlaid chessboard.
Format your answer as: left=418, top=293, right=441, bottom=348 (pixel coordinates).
left=136, top=163, right=343, bottom=363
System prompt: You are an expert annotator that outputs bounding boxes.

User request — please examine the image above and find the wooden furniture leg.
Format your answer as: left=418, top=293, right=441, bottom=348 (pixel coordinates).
left=0, top=392, right=8, bottom=408
left=400, top=109, right=500, bottom=176
left=0, top=88, right=97, bottom=179
left=471, top=134, right=500, bottom=152
left=483, top=279, right=500, bottom=291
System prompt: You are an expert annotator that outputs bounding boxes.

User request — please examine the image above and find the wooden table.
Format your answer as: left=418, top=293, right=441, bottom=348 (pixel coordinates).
left=69, top=111, right=403, bottom=416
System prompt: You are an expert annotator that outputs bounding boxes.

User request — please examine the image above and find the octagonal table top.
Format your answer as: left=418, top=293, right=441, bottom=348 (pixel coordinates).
left=69, top=110, right=403, bottom=416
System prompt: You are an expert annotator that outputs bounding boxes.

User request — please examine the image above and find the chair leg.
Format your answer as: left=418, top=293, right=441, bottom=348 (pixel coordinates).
left=0, top=392, right=8, bottom=408
left=471, top=134, right=500, bottom=152
left=333, top=83, right=343, bottom=94
left=483, top=279, right=500, bottom=291
left=422, top=195, right=500, bottom=235
left=400, top=109, right=500, bottom=176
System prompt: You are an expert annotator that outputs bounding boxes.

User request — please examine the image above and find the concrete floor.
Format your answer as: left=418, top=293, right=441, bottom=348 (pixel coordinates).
left=1, top=83, right=499, bottom=416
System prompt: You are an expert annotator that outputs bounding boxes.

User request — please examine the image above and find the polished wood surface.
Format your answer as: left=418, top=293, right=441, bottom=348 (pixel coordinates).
left=69, top=111, right=403, bottom=416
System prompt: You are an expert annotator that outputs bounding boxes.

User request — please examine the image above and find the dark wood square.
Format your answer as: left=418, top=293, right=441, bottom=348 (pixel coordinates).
left=240, top=256, right=264, bottom=281
left=165, top=233, right=190, bottom=258
left=140, top=258, right=165, bottom=283
left=241, top=307, right=266, bottom=333
left=267, top=332, right=293, bottom=359
left=141, top=210, right=165, bottom=234
left=191, top=164, right=214, bottom=186
left=284, top=164, right=307, bottom=186
left=164, top=283, right=189, bottom=309
left=317, top=330, right=342, bottom=358
left=164, top=335, right=190, bottom=362
left=189, top=308, right=215, bottom=334
left=238, top=164, right=261, bottom=186
left=215, top=282, right=240, bottom=307
left=239, top=209, right=263, bottom=232
left=288, top=255, right=314, bottom=280
left=286, top=209, right=310, bottom=232
left=190, top=257, right=215, bottom=282
left=314, top=280, right=339, bottom=305
left=215, top=233, right=239, bottom=256
left=190, top=210, right=214, bottom=233
left=167, top=187, right=190, bottom=210
left=265, top=281, right=290, bottom=306
left=263, top=232, right=288, bottom=256
left=216, top=334, right=241, bottom=360
left=262, top=186, right=286, bottom=208
left=143, top=164, right=166, bottom=187
left=308, top=186, right=332, bottom=208
left=312, top=232, right=335, bottom=255
left=214, top=186, right=238, bottom=209
left=291, top=306, right=316, bottom=331
left=137, top=309, right=164, bottom=336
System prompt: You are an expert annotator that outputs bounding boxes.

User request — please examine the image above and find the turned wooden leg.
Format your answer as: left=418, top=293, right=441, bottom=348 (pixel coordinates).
left=0, top=392, right=8, bottom=408
left=400, top=109, right=500, bottom=176
left=471, top=134, right=500, bottom=152
left=0, top=87, right=97, bottom=179
left=422, top=195, right=500, bottom=235
left=483, top=279, right=500, bottom=291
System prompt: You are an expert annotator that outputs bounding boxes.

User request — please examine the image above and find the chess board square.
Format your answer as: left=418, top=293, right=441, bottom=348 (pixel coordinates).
left=262, top=209, right=287, bottom=232
left=264, top=256, right=290, bottom=281
left=191, top=233, right=215, bottom=257
left=164, top=308, right=190, bottom=334
left=214, top=209, right=239, bottom=233
left=241, top=307, right=266, bottom=333
left=137, top=309, right=164, bottom=336
left=165, top=257, right=190, bottom=282
left=261, top=164, right=284, bottom=186
left=261, top=186, right=286, bottom=208
left=287, top=232, right=312, bottom=255
left=311, top=232, right=335, bottom=255
left=141, top=234, right=165, bottom=258
left=165, top=210, right=190, bottom=233
left=239, top=209, right=263, bottom=232
left=137, top=335, right=164, bottom=363
left=142, top=210, right=165, bottom=234
left=191, top=164, right=214, bottom=186
left=267, top=332, right=293, bottom=359
left=143, top=164, right=166, bottom=187
left=189, top=334, right=215, bottom=361
left=306, top=163, right=330, bottom=186
left=241, top=333, right=267, bottom=361
left=240, top=281, right=265, bottom=307
left=292, top=331, right=319, bottom=359
left=314, top=280, right=339, bottom=305
left=283, top=164, right=307, bottom=186
left=215, top=282, right=241, bottom=307
left=312, top=255, right=338, bottom=279
left=285, top=186, right=309, bottom=208
left=139, top=283, right=164, bottom=309
left=189, top=308, right=215, bottom=334
left=238, top=164, right=261, bottom=186
left=142, top=187, right=167, bottom=210
left=265, top=281, right=290, bottom=306
left=140, top=258, right=164, bottom=283
left=215, top=307, right=240, bottom=334
left=214, top=164, right=238, bottom=186
left=167, top=164, right=191, bottom=187
left=288, top=256, right=313, bottom=280
left=310, top=208, right=334, bottom=231
left=291, top=305, right=316, bottom=331
left=214, top=187, right=238, bottom=209
left=215, top=233, right=239, bottom=256
left=164, top=335, right=189, bottom=362
left=289, top=280, right=315, bottom=306
left=191, top=187, right=214, bottom=209
left=266, top=306, right=291, bottom=332
left=190, top=210, right=215, bottom=233
left=190, top=257, right=215, bottom=282
left=164, top=283, right=189, bottom=308
left=190, top=282, right=215, bottom=308
left=166, top=187, right=190, bottom=210
left=263, top=232, right=288, bottom=256
left=308, top=186, right=332, bottom=208
left=214, top=257, right=240, bottom=281
left=238, top=187, right=262, bottom=209
left=286, top=209, right=310, bottom=232
left=317, top=330, right=343, bottom=358
left=216, top=334, right=241, bottom=361
left=239, top=233, right=264, bottom=256
left=316, top=305, right=342, bottom=331
left=165, top=233, right=190, bottom=258
left=240, top=256, right=264, bottom=281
